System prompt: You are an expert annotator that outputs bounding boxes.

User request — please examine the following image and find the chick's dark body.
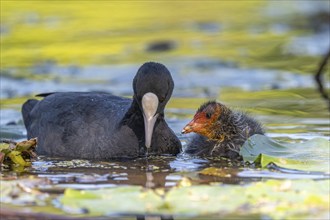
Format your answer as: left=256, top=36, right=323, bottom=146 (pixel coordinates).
left=183, top=101, right=264, bottom=159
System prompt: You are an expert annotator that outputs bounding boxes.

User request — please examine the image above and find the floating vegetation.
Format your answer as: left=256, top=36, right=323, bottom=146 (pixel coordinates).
left=1, top=178, right=329, bottom=219
left=240, top=134, right=330, bottom=173
left=1, top=1, right=329, bottom=219
left=0, top=138, right=37, bottom=168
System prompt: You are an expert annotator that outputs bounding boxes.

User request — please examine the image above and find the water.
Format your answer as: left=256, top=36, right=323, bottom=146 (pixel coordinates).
left=1, top=60, right=329, bottom=187
left=1, top=44, right=329, bottom=220
left=0, top=57, right=316, bottom=100
left=1, top=1, right=329, bottom=218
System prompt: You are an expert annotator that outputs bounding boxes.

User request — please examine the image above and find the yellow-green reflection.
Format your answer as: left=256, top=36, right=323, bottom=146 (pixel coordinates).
left=1, top=1, right=325, bottom=74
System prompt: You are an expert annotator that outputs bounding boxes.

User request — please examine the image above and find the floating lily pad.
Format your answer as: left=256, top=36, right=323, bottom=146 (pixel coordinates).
left=1, top=177, right=329, bottom=219
left=244, top=179, right=330, bottom=219
left=57, top=179, right=329, bottom=219
left=163, top=185, right=247, bottom=216
left=199, top=167, right=233, bottom=177
left=240, top=134, right=330, bottom=172
left=60, top=186, right=163, bottom=215
left=0, top=179, right=49, bottom=206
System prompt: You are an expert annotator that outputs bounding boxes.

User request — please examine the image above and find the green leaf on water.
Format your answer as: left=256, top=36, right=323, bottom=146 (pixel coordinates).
left=2, top=177, right=329, bottom=219
left=0, top=179, right=49, bottom=206
left=243, top=179, right=330, bottom=219
left=163, top=185, right=247, bottom=216
left=58, top=179, right=329, bottom=219
left=199, top=167, right=232, bottom=177
left=240, top=134, right=330, bottom=172
left=60, top=186, right=163, bottom=215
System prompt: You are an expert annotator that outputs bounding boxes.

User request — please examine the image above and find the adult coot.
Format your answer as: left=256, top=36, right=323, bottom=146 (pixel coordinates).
left=181, top=101, right=264, bottom=159
left=22, top=62, right=182, bottom=159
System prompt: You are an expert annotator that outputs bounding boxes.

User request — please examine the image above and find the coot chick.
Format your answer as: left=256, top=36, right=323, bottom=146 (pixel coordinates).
left=182, top=101, right=264, bottom=159
left=22, top=62, right=181, bottom=159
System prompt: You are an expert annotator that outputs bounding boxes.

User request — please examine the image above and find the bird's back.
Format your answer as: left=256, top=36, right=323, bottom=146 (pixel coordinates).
left=22, top=92, right=138, bottom=159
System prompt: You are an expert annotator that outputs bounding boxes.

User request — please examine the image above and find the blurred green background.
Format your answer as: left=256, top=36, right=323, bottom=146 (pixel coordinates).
left=1, top=0, right=329, bottom=131
left=1, top=1, right=329, bottom=72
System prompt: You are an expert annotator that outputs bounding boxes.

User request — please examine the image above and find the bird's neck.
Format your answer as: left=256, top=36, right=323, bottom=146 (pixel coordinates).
left=120, top=99, right=166, bottom=155
left=121, top=99, right=143, bottom=126
left=210, top=107, right=238, bottom=142
left=120, top=98, right=165, bottom=135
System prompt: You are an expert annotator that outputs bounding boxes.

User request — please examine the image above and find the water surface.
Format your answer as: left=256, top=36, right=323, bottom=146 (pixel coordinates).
left=1, top=1, right=329, bottom=218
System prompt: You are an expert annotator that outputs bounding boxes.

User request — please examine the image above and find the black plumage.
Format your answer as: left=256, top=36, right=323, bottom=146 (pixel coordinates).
left=22, top=62, right=181, bottom=159
left=182, top=101, right=264, bottom=159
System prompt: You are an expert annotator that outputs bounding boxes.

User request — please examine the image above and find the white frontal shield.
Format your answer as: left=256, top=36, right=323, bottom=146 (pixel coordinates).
left=141, top=92, right=159, bottom=148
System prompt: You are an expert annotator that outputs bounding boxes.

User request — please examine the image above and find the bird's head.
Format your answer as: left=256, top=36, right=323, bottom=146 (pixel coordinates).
left=182, top=101, right=226, bottom=140
left=133, top=62, right=174, bottom=148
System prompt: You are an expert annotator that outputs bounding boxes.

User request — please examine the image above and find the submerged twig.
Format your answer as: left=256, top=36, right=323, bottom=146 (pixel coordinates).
left=315, top=49, right=330, bottom=111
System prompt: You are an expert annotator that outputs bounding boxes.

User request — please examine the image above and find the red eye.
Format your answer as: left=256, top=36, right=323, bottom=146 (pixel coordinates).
left=159, top=96, right=165, bottom=103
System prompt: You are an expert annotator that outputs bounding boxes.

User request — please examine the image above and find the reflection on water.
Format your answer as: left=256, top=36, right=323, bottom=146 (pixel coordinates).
left=0, top=58, right=316, bottom=100
left=30, top=156, right=211, bottom=188
left=0, top=1, right=329, bottom=209
left=0, top=2, right=329, bottom=219
left=1, top=69, right=329, bottom=190
left=2, top=142, right=329, bottom=193
left=18, top=155, right=249, bottom=191
left=238, top=169, right=329, bottom=180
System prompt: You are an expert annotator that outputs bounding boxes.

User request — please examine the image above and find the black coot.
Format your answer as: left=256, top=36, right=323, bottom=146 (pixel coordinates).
left=22, top=62, right=182, bottom=159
